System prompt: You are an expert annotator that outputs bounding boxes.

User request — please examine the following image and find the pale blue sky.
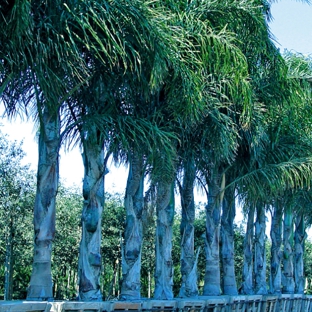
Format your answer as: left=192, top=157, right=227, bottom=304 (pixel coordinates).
left=270, top=0, right=312, bottom=54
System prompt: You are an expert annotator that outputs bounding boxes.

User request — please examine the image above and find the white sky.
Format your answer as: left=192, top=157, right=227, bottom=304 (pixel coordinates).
left=270, top=0, right=312, bottom=55
left=0, top=111, right=128, bottom=193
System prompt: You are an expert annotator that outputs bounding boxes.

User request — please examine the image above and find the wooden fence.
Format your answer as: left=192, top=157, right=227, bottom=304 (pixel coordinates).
left=1, top=294, right=312, bottom=312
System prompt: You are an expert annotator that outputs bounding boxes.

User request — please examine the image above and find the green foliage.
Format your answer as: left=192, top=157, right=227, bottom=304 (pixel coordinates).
left=0, top=130, right=35, bottom=299
left=172, top=214, right=181, bottom=297
left=141, top=212, right=156, bottom=298
left=101, top=193, right=125, bottom=299
left=193, top=210, right=206, bottom=294
left=234, top=225, right=245, bottom=289
left=52, top=185, right=82, bottom=300
left=304, top=239, right=312, bottom=294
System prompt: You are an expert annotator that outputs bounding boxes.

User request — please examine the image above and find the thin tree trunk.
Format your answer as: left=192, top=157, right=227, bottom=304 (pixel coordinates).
left=27, top=109, right=60, bottom=301
left=203, top=171, right=222, bottom=296
left=148, top=270, right=151, bottom=298
left=220, top=186, right=237, bottom=295
left=154, top=181, right=174, bottom=300
left=4, top=217, right=14, bottom=300
left=294, top=212, right=305, bottom=294
left=254, top=203, right=267, bottom=295
left=282, top=205, right=295, bottom=294
left=240, top=205, right=255, bottom=295
left=179, top=159, right=198, bottom=298
left=269, top=203, right=283, bottom=294
left=241, top=204, right=255, bottom=294
left=78, top=135, right=105, bottom=301
left=120, top=151, right=144, bottom=300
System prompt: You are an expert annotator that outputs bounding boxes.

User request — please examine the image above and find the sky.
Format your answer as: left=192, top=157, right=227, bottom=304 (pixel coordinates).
left=270, top=0, right=312, bottom=55
left=1, top=0, right=312, bottom=195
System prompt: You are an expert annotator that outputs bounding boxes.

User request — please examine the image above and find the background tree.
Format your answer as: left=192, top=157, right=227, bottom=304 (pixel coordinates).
left=101, top=193, right=125, bottom=299
left=0, top=130, right=35, bottom=300
left=52, top=185, right=82, bottom=300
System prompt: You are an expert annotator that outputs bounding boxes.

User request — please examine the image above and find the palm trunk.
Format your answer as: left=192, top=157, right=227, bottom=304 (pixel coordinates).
left=220, top=187, right=237, bottom=295
left=78, top=135, right=105, bottom=301
left=120, top=151, right=144, bottom=300
left=254, top=203, right=267, bottom=295
left=282, top=205, right=295, bottom=294
left=179, top=159, right=197, bottom=298
left=27, top=109, right=60, bottom=301
left=294, top=212, right=305, bottom=294
left=203, top=171, right=222, bottom=296
left=154, top=180, right=174, bottom=300
left=241, top=204, right=255, bottom=294
left=269, top=203, right=283, bottom=294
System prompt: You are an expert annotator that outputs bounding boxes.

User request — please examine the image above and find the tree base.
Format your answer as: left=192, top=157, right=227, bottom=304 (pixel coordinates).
left=26, top=285, right=53, bottom=301
left=78, top=289, right=102, bottom=301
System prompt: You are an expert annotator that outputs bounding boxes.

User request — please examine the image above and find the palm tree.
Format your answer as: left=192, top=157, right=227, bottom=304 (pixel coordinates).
left=220, top=184, right=237, bottom=295
left=63, top=0, right=188, bottom=300
left=176, top=0, right=289, bottom=296
left=282, top=203, right=295, bottom=293
left=294, top=190, right=312, bottom=294
left=156, top=0, right=259, bottom=297
left=177, top=157, right=197, bottom=298
left=121, top=150, right=145, bottom=300
left=153, top=179, right=175, bottom=299
left=1, top=0, right=89, bottom=300
left=241, top=203, right=255, bottom=294
left=254, top=201, right=268, bottom=294
left=269, top=199, right=283, bottom=294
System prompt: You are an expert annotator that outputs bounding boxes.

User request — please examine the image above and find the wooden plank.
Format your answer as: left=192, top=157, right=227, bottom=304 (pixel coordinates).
left=142, top=300, right=177, bottom=311
left=177, top=299, right=206, bottom=311
left=111, top=301, right=142, bottom=311
left=0, top=301, right=48, bottom=312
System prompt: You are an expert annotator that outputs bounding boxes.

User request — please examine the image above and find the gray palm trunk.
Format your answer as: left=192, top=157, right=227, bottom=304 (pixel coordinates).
left=179, top=159, right=198, bottom=298
left=203, top=172, right=221, bottom=296
left=254, top=203, right=267, bottom=295
left=220, top=187, right=237, bottom=295
left=27, top=110, right=60, bottom=301
left=120, top=152, right=144, bottom=300
left=282, top=205, right=295, bottom=294
left=78, top=136, right=105, bottom=301
left=241, top=204, right=255, bottom=294
left=269, top=203, right=283, bottom=294
left=154, top=180, right=174, bottom=300
left=294, top=212, right=305, bottom=294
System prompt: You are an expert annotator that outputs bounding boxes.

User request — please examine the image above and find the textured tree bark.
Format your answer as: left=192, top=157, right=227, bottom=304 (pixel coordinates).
left=27, top=110, right=60, bottom=301
left=220, top=187, right=237, bottom=295
left=240, top=205, right=255, bottom=295
left=241, top=204, right=255, bottom=294
left=203, top=172, right=222, bottom=296
left=269, top=203, right=283, bottom=294
left=179, top=159, right=198, bottom=298
left=254, top=203, right=267, bottom=295
left=282, top=205, right=295, bottom=294
left=154, top=180, right=174, bottom=300
left=120, top=151, right=144, bottom=300
left=294, top=212, right=305, bottom=294
left=78, top=134, right=105, bottom=301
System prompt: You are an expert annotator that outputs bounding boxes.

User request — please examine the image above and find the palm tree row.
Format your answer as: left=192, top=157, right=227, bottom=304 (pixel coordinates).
left=1, top=0, right=312, bottom=301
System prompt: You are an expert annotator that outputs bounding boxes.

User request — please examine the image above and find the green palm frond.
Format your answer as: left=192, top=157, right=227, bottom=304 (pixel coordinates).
left=235, top=156, right=312, bottom=202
